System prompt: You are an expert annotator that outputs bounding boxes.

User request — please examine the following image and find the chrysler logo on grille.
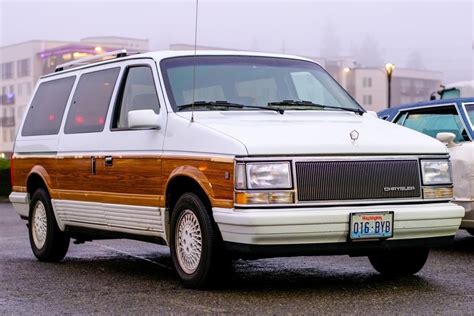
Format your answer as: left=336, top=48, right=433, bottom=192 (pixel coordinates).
left=384, top=186, right=416, bottom=192
left=350, top=130, right=359, bottom=141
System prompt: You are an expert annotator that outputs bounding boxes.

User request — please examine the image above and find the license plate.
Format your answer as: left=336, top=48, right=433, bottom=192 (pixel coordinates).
left=349, top=212, right=394, bottom=240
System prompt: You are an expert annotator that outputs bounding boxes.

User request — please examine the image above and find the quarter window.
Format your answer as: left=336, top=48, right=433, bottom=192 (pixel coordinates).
left=65, top=67, right=120, bottom=134
left=396, top=106, right=469, bottom=143
left=21, top=76, right=76, bottom=136
left=112, top=66, right=160, bottom=129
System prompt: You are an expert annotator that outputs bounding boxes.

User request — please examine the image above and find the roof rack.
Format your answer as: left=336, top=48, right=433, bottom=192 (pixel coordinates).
left=55, top=49, right=137, bottom=72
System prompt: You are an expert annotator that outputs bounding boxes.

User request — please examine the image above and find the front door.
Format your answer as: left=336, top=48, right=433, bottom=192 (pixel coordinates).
left=100, top=60, right=166, bottom=234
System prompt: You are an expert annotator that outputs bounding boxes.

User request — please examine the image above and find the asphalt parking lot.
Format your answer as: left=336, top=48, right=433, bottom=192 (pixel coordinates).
left=1, top=201, right=472, bottom=314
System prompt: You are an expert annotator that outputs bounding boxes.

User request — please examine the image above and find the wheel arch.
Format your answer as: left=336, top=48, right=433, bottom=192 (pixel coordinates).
left=26, top=166, right=53, bottom=198
left=165, top=173, right=213, bottom=216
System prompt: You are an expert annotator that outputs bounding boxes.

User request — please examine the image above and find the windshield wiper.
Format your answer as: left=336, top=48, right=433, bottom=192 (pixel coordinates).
left=177, top=101, right=284, bottom=114
left=268, top=100, right=364, bottom=116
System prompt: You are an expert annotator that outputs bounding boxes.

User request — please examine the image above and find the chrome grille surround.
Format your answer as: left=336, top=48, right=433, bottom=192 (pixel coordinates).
left=295, top=159, right=421, bottom=202
left=234, top=155, right=451, bottom=207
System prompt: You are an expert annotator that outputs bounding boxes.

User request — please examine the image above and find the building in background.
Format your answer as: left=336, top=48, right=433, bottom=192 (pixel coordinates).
left=343, top=67, right=442, bottom=112
left=0, top=36, right=149, bottom=156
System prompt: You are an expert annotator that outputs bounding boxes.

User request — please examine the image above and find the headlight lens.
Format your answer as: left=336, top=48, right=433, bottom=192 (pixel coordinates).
left=246, top=162, right=292, bottom=189
left=421, top=160, right=452, bottom=185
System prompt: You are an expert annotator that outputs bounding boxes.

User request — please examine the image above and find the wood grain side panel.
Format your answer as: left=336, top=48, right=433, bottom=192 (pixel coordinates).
left=12, top=156, right=58, bottom=197
left=12, top=154, right=235, bottom=209
left=55, top=156, right=100, bottom=199
left=162, top=156, right=234, bottom=208
left=102, top=156, right=162, bottom=196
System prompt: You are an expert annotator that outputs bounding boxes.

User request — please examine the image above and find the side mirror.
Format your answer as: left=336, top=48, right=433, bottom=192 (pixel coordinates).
left=128, top=110, right=160, bottom=129
left=436, top=132, right=456, bottom=147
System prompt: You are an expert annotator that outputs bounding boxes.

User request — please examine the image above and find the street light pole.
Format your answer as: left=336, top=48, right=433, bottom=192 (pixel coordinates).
left=385, top=63, right=395, bottom=108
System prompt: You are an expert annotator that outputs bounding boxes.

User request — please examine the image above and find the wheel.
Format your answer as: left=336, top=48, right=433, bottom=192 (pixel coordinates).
left=368, top=248, right=429, bottom=276
left=170, top=192, right=231, bottom=288
left=467, top=229, right=474, bottom=236
left=28, top=188, right=70, bottom=262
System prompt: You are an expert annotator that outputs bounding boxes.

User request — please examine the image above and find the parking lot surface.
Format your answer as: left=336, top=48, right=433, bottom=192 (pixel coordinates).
left=1, top=202, right=472, bottom=314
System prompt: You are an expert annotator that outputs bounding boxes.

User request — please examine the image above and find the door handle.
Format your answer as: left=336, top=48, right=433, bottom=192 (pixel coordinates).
left=104, top=156, right=113, bottom=167
left=91, top=156, right=96, bottom=174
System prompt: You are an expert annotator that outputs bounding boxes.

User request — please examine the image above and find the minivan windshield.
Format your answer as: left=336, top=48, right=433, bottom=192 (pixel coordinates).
left=160, top=56, right=363, bottom=114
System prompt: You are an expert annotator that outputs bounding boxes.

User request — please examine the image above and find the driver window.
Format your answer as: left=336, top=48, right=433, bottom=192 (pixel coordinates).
left=113, top=66, right=160, bottom=129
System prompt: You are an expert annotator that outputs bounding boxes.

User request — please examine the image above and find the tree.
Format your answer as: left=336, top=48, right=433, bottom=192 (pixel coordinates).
left=351, top=35, right=384, bottom=67
left=406, top=50, right=425, bottom=69
left=320, top=22, right=341, bottom=58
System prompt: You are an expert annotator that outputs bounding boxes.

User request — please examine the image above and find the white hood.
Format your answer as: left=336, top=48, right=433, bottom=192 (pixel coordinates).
left=178, top=110, right=448, bottom=156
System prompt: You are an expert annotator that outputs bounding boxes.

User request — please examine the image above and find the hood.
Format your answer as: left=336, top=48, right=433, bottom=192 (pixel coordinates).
left=177, top=110, right=448, bottom=156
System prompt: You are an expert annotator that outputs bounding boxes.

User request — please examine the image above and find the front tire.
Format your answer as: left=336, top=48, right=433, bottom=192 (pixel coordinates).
left=28, top=188, right=70, bottom=262
left=368, top=248, right=429, bottom=276
left=170, top=192, right=231, bottom=288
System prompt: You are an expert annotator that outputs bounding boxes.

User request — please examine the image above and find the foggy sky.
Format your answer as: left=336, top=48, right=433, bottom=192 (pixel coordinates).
left=0, top=0, right=473, bottom=83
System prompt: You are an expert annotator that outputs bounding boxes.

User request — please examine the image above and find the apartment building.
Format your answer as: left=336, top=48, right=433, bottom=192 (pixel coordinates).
left=344, top=67, right=442, bottom=112
left=0, top=37, right=149, bottom=156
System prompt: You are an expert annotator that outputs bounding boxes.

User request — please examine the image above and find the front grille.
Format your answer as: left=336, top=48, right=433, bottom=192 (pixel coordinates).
left=295, top=160, right=421, bottom=202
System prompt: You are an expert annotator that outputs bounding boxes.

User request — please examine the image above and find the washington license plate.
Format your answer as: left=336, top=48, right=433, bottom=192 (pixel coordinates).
left=349, top=212, right=394, bottom=240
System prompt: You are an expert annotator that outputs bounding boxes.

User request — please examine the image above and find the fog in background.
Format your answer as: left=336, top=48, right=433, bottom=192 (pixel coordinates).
left=1, top=0, right=473, bottom=83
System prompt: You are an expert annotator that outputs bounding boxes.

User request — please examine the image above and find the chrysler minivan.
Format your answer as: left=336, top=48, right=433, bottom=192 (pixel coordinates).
left=9, top=50, right=464, bottom=288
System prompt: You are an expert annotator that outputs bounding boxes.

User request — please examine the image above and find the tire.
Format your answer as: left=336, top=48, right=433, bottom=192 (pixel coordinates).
left=28, top=188, right=70, bottom=262
left=368, top=248, right=429, bottom=276
left=170, top=192, right=231, bottom=289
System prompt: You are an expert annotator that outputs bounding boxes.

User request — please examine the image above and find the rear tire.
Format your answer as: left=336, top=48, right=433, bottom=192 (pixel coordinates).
left=170, top=192, right=231, bottom=289
left=368, top=248, right=429, bottom=276
left=28, top=188, right=70, bottom=262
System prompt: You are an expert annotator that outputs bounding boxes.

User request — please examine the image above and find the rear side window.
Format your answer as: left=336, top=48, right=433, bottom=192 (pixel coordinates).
left=64, top=67, right=120, bottom=134
left=21, top=76, right=75, bottom=136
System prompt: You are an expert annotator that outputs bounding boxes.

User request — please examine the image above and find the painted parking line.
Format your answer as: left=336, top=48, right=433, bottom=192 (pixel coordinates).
left=92, top=243, right=174, bottom=271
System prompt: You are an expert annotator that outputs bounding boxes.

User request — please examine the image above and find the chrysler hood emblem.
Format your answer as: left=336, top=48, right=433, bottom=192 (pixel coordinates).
left=350, top=130, right=359, bottom=141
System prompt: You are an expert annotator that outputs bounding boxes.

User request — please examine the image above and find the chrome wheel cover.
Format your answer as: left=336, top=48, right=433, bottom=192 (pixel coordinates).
left=175, top=209, right=202, bottom=274
left=31, top=201, right=47, bottom=249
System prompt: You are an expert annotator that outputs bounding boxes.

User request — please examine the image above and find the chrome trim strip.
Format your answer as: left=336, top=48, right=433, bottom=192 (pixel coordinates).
left=235, top=155, right=449, bottom=162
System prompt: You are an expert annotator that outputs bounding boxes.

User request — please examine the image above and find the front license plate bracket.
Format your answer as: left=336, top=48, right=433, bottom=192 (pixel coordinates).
left=349, top=211, right=394, bottom=241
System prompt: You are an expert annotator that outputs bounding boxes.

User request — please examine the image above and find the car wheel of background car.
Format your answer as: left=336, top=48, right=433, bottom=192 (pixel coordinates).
left=368, top=248, right=429, bottom=276
left=170, top=192, right=231, bottom=289
left=28, top=188, right=70, bottom=262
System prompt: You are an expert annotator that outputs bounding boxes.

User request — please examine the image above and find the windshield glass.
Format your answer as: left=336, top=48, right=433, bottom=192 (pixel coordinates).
left=160, top=56, right=362, bottom=112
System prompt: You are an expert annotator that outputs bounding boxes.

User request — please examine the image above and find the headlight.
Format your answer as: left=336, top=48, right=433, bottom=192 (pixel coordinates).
left=236, top=162, right=292, bottom=189
left=247, top=162, right=292, bottom=189
left=421, top=160, right=452, bottom=185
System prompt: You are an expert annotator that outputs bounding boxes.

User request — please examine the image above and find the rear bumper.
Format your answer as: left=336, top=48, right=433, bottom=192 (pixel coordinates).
left=9, top=192, right=29, bottom=218
left=213, top=202, right=464, bottom=253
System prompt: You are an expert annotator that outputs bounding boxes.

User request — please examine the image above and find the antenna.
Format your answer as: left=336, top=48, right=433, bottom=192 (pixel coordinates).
left=190, top=0, right=199, bottom=123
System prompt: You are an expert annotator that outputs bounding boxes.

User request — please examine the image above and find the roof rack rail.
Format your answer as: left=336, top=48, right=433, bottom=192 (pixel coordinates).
left=55, top=49, right=137, bottom=72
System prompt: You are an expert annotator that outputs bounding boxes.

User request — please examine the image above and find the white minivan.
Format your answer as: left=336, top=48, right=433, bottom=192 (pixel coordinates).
left=9, top=50, right=464, bottom=288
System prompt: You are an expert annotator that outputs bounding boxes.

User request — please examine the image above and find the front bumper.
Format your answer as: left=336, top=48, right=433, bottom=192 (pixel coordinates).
left=213, top=202, right=464, bottom=256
